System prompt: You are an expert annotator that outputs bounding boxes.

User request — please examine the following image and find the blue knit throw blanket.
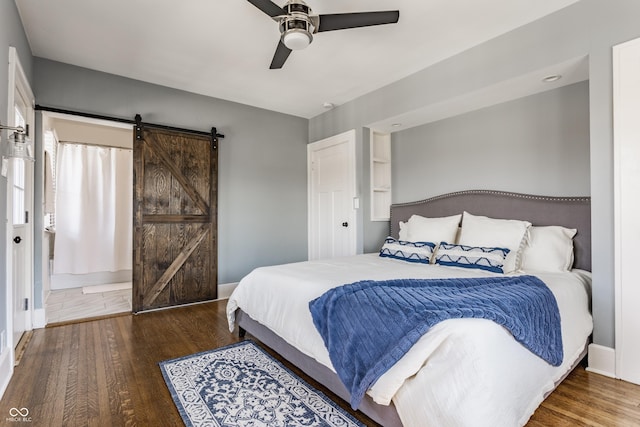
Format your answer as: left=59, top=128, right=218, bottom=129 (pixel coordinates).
left=309, top=275, right=563, bottom=409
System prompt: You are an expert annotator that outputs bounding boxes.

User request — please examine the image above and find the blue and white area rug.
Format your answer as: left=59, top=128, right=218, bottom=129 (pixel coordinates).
left=159, top=340, right=365, bottom=427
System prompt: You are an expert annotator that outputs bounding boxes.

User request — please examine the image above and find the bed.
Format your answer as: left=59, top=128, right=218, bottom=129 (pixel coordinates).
left=226, top=190, right=593, bottom=426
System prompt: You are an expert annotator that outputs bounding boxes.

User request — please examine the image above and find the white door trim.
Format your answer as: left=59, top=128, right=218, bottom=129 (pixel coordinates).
left=307, top=129, right=357, bottom=260
left=2, top=47, right=35, bottom=398
left=613, top=36, right=640, bottom=385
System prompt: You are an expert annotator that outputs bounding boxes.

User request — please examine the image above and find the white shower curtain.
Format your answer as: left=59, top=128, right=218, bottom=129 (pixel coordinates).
left=54, top=143, right=133, bottom=275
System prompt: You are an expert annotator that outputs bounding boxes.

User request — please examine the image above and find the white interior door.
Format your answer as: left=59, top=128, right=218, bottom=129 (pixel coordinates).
left=6, top=47, right=34, bottom=350
left=308, top=130, right=357, bottom=260
left=11, top=156, right=29, bottom=347
left=614, top=37, right=640, bottom=385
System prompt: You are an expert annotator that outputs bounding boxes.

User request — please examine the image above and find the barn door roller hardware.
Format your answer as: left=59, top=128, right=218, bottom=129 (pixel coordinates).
left=135, top=114, right=224, bottom=145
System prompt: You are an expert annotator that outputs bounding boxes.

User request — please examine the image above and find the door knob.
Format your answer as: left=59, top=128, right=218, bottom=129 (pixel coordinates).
left=342, top=222, right=349, bottom=227
left=13, top=236, right=22, bottom=244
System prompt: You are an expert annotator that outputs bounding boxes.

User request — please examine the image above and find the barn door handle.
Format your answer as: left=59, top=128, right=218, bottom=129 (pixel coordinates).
left=342, top=222, right=349, bottom=228
left=13, top=236, right=22, bottom=244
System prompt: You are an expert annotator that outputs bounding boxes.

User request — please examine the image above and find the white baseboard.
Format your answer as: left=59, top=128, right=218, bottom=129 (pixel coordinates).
left=218, top=282, right=239, bottom=300
left=82, top=282, right=131, bottom=294
left=0, top=346, right=14, bottom=401
left=51, top=270, right=132, bottom=290
left=33, top=308, right=46, bottom=329
left=586, top=344, right=616, bottom=378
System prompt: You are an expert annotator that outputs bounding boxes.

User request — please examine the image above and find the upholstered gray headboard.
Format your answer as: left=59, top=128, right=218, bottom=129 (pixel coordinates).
left=390, top=190, right=591, bottom=271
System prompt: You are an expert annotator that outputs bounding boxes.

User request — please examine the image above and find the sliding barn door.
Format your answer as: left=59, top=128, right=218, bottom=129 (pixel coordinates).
left=132, top=126, right=217, bottom=312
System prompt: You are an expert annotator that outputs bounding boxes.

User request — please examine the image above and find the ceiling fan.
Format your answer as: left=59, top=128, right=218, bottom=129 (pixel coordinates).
left=247, top=0, right=400, bottom=69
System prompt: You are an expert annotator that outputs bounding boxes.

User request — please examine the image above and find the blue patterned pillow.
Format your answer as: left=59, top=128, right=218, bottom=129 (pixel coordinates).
left=379, top=237, right=436, bottom=264
left=434, top=242, right=510, bottom=273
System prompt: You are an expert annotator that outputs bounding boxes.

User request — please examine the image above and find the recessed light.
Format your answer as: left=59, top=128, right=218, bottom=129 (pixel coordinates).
left=391, top=123, right=402, bottom=128
left=542, top=75, right=562, bottom=83
left=322, top=102, right=334, bottom=109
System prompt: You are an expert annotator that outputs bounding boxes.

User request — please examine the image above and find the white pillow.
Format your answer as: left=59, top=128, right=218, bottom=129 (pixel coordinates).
left=399, top=221, right=409, bottom=241
left=458, top=211, right=531, bottom=273
left=402, top=214, right=461, bottom=244
left=520, top=226, right=577, bottom=272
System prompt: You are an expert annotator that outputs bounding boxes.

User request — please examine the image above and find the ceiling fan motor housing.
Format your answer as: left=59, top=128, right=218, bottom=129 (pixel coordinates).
left=286, top=0, right=310, bottom=15
left=280, top=0, right=315, bottom=50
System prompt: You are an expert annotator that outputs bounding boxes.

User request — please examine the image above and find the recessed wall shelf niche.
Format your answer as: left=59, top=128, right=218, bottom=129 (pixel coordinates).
left=370, top=130, right=391, bottom=221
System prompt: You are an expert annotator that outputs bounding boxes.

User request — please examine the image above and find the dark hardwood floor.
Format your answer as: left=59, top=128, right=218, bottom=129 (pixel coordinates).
left=1, top=300, right=639, bottom=426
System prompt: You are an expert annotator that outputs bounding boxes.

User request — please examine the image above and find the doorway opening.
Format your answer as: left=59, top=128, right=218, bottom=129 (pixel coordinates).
left=41, top=112, right=133, bottom=324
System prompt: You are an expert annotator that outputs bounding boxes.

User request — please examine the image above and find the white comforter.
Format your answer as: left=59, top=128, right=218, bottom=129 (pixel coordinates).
left=226, top=254, right=593, bottom=427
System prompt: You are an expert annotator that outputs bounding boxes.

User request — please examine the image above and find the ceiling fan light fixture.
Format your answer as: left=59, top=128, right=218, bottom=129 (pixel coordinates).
left=283, top=29, right=312, bottom=50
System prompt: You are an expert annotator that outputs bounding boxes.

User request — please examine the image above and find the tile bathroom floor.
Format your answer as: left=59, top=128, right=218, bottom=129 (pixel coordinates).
left=46, top=287, right=132, bottom=324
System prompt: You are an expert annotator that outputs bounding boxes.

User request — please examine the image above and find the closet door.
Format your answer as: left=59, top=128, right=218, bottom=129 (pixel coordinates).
left=308, top=130, right=357, bottom=260
left=132, top=126, right=218, bottom=312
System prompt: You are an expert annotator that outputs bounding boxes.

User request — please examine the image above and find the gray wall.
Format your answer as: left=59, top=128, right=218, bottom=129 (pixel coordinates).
left=310, top=0, right=640, bottom=349
left=393, top=81, right=590, bottom=201
left=0, top=0, right=33, bottom=353
left=33, top=59, right=309, bottom=296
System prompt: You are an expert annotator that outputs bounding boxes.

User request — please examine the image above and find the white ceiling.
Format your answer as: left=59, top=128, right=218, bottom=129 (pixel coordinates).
left=15, top=0, right=580, bottom=119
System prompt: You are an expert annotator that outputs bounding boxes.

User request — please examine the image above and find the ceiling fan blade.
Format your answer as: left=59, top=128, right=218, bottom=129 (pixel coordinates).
left=270, top=41, right=293, bottom=69
left=316, top=11, right=399, bottom=32
left=247, top=0, right=286, bottom=18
